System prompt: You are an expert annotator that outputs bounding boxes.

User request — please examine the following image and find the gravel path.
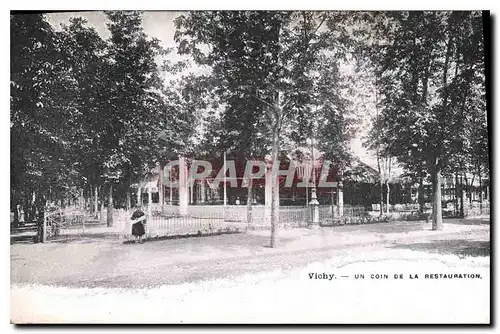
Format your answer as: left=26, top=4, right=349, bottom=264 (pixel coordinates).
left=11, top=219, right=489, bottom=289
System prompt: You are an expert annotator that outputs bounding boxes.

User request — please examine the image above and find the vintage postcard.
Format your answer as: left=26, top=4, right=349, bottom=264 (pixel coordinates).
left=10, top=10, right=490, bottom=324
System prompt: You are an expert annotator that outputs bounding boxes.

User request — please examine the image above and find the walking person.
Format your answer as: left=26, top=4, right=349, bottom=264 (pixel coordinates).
left=130, top=207, right=146, bottom=243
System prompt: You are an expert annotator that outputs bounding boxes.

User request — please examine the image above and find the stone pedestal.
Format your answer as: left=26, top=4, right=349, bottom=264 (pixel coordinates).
left=309, top=187, right=320, bottom=228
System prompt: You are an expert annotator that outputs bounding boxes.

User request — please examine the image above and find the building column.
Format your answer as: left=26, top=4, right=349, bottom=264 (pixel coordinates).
left=137, top=186, right=141, bottom=208
left=169, top=185, right=173, bottom=205
left=337, top=181, right=344, bottom=217
left=159, top=165, right=164, bottom=207
left=190, top=181, right=194, bottom=204
left=169, top=165, right=173, bottom=205
left=200, top=179, right=206, bottom=203
left=178, top=157, right=189, bottom=216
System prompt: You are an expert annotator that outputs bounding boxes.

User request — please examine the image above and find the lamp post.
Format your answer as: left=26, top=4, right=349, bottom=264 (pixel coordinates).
left=308, top=114, right=320, bottom=227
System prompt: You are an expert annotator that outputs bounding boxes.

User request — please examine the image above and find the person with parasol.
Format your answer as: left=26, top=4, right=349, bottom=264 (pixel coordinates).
left=130, top=207, right=147, bottom=243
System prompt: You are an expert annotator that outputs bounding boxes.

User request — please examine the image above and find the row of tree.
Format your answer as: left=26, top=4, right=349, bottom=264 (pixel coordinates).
left=174, top=11, right=356, bottom=246
left=356, top=11, right=488, bottom=229
left=175, top=11, right=488, bottom=242
left=11, top=11, right=488, bottom=245
left=10, top=12, right=203, bottom=227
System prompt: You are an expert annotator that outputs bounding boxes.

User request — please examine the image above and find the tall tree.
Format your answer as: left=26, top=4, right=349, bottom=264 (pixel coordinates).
left=11, top=12, right=195, bottom=232
left=360, top=11, right=486, bottom=229
left=11, top=13, right=80, bottom=226
left=175, top=11, right=352, bottom=247
left=99, top=11, right=171, bottom=225
left=58, top=17, right=109, bottom=216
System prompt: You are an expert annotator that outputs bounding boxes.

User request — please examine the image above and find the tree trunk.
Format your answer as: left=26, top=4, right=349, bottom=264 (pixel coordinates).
left=378, top=166, right=383, bottom=216
left=23, top=197, right=31, bottom=223
left=454, top=172, right=460, bottom=216
left=28, top=191, right=36, bottom=222
left=94, top=186, right=99, bottom=219
left=478, top=172, right=483, bottom=214
left=469, top=174, right=475, bottom=204
left=430, top=30, right=451, bottom=230
left=35, top=191, right=46, bottom=243
left=386, top=181, right=390, bottom=215
left=89, top=184, right=93, bottom=215
left=84, top=194, right=88, bottom=213
left=13, top=203, right=19, bottom=226
left=431, top=165, right=443, bottom=231
left=246, top=177, right=253, bottom=230
left=463, top=173, right=473, bottom=205
left=100, top=201, right=106, bottom=225
left=459, top=174, right=464, bottom=218
left=374, top=73, right=383, bottom=217
left=269, top=93, right=282, bottom=248
left=107, top=183, right=113, bottom=227
left=32, top=193, right=37, bottom=222
left=79, top=189, right=84, bottom=210
left=99, top=186, right=105, bottom=224
left=11, top=190, right=19, bottom=226
left=418, top=178, right=425, bottom=215
left=127, top=173, right=133, bottom=211
left=376, top=165, right=383, bottom=214
left=127, top=191, right=131, bottom=211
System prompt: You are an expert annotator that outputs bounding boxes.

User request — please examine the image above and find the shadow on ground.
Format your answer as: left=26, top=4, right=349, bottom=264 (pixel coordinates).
left=445, top=218, right=490, bottom=226
left=343, top=222, right=426, bottom=234
left=390, top=239, right=490, bottom=258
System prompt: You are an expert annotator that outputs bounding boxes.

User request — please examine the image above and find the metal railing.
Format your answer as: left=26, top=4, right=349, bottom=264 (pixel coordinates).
left=24, top=203, right=391, bottom=244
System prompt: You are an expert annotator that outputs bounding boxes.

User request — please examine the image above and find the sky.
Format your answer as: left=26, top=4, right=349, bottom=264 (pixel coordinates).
left=47, top=11, right=184, bottom=62
left=45, top=11, right=379, bottom=170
